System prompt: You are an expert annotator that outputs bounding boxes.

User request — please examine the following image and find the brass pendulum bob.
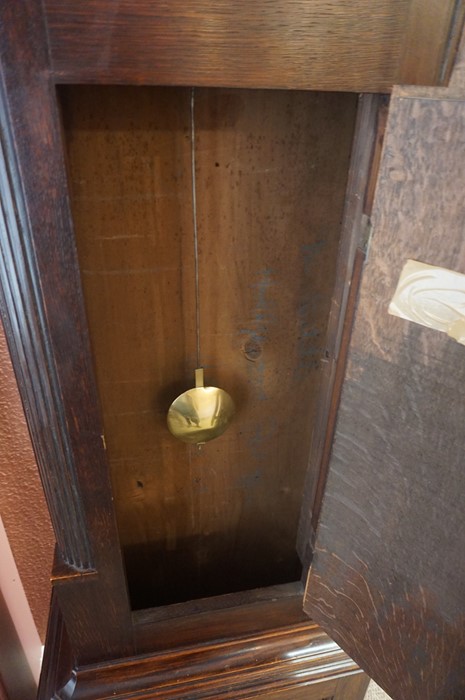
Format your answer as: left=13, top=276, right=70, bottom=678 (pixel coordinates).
left=166, top=88, right=235, bottom=445
left=167, top=368, right=235, bottom=444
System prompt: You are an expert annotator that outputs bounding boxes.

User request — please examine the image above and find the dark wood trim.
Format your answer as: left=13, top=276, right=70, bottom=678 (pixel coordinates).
left=43, top=0, right=457, bottom=92
left=53, top=621, right=365, bottom=700
left=297, top=94, right=386, bottom=569
left=0, top=0, right=92, bottom=572
left=363, top=100, right=390, bottom=218
left=134, top=588, right=308, bottom=655
left=37, top=591, right=75, bottom=700
left=39, top=587, right=367, bottom=698
left=133, top=581, right=302, bottom=627
left=449, top=16, right=465, bottom=88
left=0, top=0, right=133, bottom=663
left=308, top=247, right=365, bottom=540
left=439, top=0, right=465, bottom=83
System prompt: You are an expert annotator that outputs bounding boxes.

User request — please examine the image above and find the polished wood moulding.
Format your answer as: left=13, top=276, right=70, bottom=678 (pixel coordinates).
left=40, top=589, right=368, bottom=700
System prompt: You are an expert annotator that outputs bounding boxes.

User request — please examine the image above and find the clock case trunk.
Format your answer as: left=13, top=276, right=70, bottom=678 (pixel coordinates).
left=0, top=1, right=462, bottom=699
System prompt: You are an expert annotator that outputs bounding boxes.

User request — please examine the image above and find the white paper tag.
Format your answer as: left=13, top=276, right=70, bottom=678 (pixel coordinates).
left=388, top=259, right=465, bottom=345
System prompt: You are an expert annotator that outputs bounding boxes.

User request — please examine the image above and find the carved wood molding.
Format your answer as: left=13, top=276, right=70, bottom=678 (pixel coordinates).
left=37, top=591, right=74, bottom=700
left=51, top=620, right=362, bottom=700
left=0, top=5, right=92, bottom=570
left=0, top=2, right=134, bottom=661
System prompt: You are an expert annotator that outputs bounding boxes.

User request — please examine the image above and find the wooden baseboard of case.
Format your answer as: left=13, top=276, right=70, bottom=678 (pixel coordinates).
left=39, top=592, right=368, bottom=700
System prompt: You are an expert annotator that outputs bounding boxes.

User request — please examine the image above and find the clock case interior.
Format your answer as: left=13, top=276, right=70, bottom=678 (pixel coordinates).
left=60, top=85, right=359, bottom=612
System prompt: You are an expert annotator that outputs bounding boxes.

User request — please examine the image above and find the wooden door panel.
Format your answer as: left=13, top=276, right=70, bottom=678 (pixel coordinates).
left=304, top=87, right=465, bottom=699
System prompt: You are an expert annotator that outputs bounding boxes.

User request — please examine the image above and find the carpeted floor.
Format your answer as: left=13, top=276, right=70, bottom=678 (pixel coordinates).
left=364, top=680, right=393, bottom=699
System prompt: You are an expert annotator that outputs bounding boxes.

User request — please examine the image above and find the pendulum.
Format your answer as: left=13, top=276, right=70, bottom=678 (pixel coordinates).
left=167, top=88, right=235, bottom=445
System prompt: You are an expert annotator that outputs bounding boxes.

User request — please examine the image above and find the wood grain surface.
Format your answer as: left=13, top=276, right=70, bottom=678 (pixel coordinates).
left=37, top=591, right=73, bottom=700
left=397, top=0, right=465, bottom=85
left=38, top=585, right=369, bottom=699
left=134, top=585, right=307, bottom=653
left=297, top=95, right=387, bottom=570
left=62, top=613, right=367, bottom=700
left=44, top=0, right=460, bottom=91
left=449, top=16, right=465, bottom=88
left=304, top=89, right=465, bottom=699
left=61, top=86, right=357, bottom=608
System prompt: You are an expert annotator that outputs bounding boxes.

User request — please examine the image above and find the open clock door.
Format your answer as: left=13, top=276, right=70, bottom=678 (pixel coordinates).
left=303, top=72, right=465, bottom=698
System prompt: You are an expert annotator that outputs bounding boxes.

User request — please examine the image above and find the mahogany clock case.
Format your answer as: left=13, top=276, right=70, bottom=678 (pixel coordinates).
left=1, top=1, right=464, bottom=699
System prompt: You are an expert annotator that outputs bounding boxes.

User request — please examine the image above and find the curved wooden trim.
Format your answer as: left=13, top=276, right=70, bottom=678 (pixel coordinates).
left=57, top=622, right=363, bottom=700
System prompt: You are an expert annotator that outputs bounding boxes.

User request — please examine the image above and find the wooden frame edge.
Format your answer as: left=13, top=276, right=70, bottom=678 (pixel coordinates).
left=296, top=93, right=386, bottom=568
left=0, top=0, right=133, bottom=662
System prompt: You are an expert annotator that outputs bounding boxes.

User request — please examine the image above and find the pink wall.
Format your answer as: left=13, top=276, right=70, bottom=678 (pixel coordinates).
left=0, top=322, right=55, bottom=642
left=0, top=516, right=44, bottom=684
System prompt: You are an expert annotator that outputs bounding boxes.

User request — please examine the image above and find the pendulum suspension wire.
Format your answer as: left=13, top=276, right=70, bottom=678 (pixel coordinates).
left=190, top=87, right=201, bottom=369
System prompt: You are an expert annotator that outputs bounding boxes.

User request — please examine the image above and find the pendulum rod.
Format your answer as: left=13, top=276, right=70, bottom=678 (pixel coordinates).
left=166, top=88, right=236, bottom=444
left=190, top=87, right=201, bottom=369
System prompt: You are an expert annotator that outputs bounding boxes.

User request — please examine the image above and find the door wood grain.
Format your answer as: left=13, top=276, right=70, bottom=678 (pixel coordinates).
left=304, top=86, right=465, bottom=700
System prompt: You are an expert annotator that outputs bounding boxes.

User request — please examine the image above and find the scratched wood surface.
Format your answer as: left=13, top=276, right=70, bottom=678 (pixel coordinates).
left=304, top=90, right=465, bottom=699
left=44, top=0, right=461, bottom=91
left=61, top=86, right=357, bottom=608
